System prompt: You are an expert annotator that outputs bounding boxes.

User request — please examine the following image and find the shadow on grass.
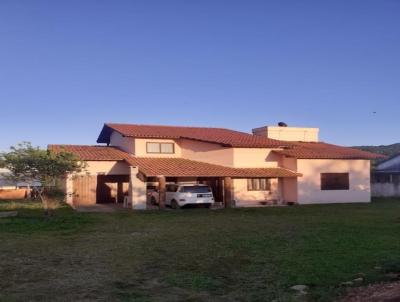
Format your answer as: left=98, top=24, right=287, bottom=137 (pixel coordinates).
left=0, top=200, right=95, bottom=235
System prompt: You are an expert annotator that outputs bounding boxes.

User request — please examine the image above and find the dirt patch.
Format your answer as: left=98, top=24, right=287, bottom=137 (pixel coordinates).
left=340, top=281, right=400, bottom=302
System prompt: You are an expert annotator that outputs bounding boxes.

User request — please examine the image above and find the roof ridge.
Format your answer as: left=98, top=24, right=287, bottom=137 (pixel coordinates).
left=106, top=122, right=230, bottom=131
left=98, top=123, right=292, bottom=147
left=48, top=144, right=107, bottom=147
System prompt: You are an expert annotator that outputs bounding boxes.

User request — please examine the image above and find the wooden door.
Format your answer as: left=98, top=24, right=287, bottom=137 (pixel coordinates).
left=72, top=175, right=97, bottom=206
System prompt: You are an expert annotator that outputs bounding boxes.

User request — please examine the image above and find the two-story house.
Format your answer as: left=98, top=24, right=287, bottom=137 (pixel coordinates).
left=49, top=123, right=382, bottom=209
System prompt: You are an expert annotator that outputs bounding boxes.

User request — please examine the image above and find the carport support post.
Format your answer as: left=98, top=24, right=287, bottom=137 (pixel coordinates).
left=224, top=177, right=233, bottom=208
left=129, top=166, right=147, bottom=210
left=158, top=176, right=166, bottom=209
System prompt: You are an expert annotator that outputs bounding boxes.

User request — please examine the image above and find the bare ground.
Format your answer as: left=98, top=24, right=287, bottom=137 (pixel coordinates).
left=340, top=281, right=400, bottom=302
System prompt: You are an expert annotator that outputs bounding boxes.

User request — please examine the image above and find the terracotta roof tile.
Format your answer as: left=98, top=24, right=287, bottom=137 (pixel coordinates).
left=274, top=142, right=385, bottom=160
left=125, top=156, right=301, bottom=178
left=48, top=145, right=300, bottom=178
left=48, top=145, right=130, bottom=161
left=97, top=123, right=290, bottom=148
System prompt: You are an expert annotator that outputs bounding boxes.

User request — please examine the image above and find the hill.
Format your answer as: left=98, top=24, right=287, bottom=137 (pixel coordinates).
left=352, top=143, right=400, bottom=162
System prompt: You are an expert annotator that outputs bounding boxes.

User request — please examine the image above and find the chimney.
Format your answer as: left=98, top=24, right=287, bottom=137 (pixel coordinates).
left=252, top=122, right=319, bottom=142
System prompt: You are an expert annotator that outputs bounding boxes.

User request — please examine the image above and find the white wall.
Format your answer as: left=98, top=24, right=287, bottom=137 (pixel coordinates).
left=297, top=159, right=371, bottom=204
left=372, top=182, right=400, bottom=197
left=129, top=167, right=147, bottom=210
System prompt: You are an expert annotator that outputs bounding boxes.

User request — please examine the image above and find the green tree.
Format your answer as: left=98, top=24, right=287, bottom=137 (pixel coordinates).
left=0, top=142, right=84, bottom=215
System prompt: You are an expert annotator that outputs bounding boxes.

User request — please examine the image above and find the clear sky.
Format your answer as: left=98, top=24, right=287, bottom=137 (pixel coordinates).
left=1, top=0, right=399, bottom=151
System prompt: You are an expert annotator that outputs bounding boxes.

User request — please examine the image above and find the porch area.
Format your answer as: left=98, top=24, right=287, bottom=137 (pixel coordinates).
left=67, top=157, right=301, bottom=209
left=124, top=157, right=301, bottom=210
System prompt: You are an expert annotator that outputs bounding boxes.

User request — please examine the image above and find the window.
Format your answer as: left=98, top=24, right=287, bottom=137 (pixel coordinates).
left=179, top=185, right=211, bottom=193
left=166, top=184, right=179, bottom=192
left=247, top=178, right=271, bottom=191
left=161, top=143, right=174, bottom=153
left=146, top=142, right=175, bottom=154
left=321, top=173, right=349, bottom=190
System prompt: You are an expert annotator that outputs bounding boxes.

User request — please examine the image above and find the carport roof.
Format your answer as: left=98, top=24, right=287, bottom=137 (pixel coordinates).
left=48, top=145, right=301, bottom=178
left=124, top=156, right=301, bottom=178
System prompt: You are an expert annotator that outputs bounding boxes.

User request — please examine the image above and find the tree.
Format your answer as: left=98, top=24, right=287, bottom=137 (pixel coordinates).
left=0, top=142, right=84, bottom=215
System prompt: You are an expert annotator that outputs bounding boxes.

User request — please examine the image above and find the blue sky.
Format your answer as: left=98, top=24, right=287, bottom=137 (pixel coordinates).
left=0, top=0, right=399, bottom=151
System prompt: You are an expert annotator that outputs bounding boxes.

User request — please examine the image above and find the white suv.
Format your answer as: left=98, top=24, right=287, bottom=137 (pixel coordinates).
left=150, top=184, right=214, bottom=209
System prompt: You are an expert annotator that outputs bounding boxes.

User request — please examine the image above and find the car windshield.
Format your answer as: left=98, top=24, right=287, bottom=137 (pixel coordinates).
left=181, top=186, right=211, bottom=193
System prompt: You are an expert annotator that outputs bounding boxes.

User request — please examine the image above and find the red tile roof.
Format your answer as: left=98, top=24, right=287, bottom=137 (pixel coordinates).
left=97, top=123, right=290, bottom=148
left=48, top=145, right=130, bottom=161
left=49, top=145, right=301, bottom=178
left=274, top=142, right=385, bottom=160
left=125, top=156, right=301, bottom=178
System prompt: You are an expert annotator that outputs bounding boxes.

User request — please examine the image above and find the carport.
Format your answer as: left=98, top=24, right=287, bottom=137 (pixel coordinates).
left=124, top=156, right=301, bottom=209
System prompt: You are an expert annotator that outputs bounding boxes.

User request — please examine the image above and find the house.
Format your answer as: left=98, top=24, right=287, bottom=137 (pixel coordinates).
left=0, top=168, right=40, bottom=189
left=372, top=154, right=400, bottom=197
left=0, top=168, right=40, bottom=199
left=49, top=123, right=382, bottom=209
left=0, top=168, right=15, bottom=190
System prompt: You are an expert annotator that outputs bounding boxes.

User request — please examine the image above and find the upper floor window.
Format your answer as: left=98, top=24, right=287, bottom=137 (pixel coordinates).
left=321, top=173, right=349, bottom=190
left=247, top=178, right=271, bottom=191
left=146, top=142, right=175, bottom=154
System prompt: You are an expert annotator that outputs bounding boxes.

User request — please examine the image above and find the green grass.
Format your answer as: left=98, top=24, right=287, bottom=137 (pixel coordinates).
left=1, top=199, right=400, bottom=301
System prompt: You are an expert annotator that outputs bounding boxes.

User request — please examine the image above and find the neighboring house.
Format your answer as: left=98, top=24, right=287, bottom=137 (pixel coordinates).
left=0, top=168, right=40, bottom=189
left=0, top=168, right=14, bottom=189
left=49, top=123, right=382, bottom=209
left=0, top=168, right=40, bottom=200
left=372, top=154, right=400, bottom=197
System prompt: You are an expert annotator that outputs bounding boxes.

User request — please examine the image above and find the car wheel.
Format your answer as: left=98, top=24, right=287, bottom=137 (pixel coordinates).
left=171, top=200, right=179, bottom=209
left=205, top=203, right=211, bottom=209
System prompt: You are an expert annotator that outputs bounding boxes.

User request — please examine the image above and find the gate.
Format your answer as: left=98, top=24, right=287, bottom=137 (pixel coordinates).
left=72, top=175, right=97, bottom=206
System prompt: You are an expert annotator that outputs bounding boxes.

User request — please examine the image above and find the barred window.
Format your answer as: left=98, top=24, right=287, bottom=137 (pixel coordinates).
left=247, top=178, right=271, bottom=191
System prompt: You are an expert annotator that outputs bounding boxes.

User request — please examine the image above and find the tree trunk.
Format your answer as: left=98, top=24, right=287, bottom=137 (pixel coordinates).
left=38, top=191, right=51, bottom=216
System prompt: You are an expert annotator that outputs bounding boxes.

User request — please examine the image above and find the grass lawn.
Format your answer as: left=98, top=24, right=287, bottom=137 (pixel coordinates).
left=1, top=199, right=400, bottom=302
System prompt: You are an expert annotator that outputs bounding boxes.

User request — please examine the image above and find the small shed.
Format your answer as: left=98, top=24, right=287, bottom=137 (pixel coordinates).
left=372, top=154, right=400, bottom=197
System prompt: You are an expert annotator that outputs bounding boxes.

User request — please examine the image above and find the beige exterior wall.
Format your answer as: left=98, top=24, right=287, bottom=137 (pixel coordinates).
left=134, top=138, right=182, bottom=157
left=98, top=132, right=374, bottom=207
left=180, top=139, right=279, bottom=168
left=67, top=160, right=130, bottom=207
left=281, top=178, right=298, bottom=202
left=233, top=178, right=280, bottom=206
left=280, top=156, right=297, bottom=170
left=110, top=131, right=135, bottom=154
left=232, top=148, right=279, bottom=167
left=79, top=160, right=130, bottom=175
left=297, top=159, right=371, bottom=204
left=252, top=126, right=319, bottom=142
left=180, top=139, right=234, bottom=166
